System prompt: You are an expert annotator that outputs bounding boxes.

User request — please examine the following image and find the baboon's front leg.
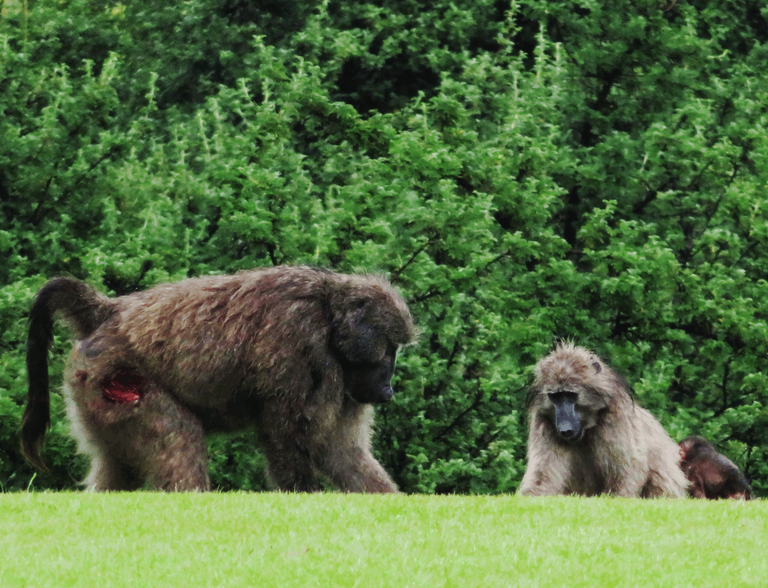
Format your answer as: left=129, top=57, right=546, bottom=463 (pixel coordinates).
left=518, top=448, right=571, bottom=496
left=260, top=399, right=319, bottom=492
left=318, top=405, right=397, bottom=493
left=322, top=445, right=398, bottom=493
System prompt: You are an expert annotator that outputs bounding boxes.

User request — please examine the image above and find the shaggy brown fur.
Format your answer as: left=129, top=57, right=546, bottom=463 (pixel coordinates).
left=519, top=343, right=687, bottom=498
left=22, top=266, right=416, bottom=492
left=679, top=436, right=752, bottom=500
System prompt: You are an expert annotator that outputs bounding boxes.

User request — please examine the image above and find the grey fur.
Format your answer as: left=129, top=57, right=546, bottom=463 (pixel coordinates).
left=519, top=342, right=687, bottom=498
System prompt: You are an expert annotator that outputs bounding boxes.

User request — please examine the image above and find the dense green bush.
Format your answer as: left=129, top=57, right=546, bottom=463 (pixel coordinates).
left=1, top=0, right=766, bottom=495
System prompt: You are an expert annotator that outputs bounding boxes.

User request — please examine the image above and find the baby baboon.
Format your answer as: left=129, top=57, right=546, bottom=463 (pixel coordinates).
left=679, top=436, right=753, bottom=500
left=519, top=342, right=687, bottom=498
left=22, top=266, right=416, bottom=492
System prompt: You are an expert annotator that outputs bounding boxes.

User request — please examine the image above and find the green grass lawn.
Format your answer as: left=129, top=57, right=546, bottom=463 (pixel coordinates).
left=1, top=493, right=765, bottom=588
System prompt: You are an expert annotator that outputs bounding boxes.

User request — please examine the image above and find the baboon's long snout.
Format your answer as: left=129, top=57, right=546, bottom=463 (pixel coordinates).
left=554, top=397, right=582, bottom=442
left=557, top=425, right=583, bottom=442
left=375, top=384, right=394, bottom=403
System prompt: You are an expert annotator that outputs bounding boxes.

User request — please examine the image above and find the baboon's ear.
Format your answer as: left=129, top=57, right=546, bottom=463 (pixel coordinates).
left=332, top=306, right=388, bottom=364
left=592, top=361, right=602, bottom=373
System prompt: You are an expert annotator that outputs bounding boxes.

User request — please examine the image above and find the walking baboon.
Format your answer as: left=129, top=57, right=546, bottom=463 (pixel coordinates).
left=679, top=436, right=753, bottom=500
left=519, top=343, right=687, bottom=498
left=22, top=266, right=416, bottom=492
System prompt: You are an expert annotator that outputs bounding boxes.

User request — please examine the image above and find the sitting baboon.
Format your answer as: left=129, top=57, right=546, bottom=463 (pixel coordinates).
left=22, top=266, right=416, bottom=492
left=519, top=342, right=687, bottom=498
left=679, top=436, right=753, bottom=500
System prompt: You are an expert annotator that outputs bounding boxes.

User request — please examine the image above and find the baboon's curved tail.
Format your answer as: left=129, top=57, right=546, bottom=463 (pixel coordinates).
left=22, top=277, right=113, bottom=470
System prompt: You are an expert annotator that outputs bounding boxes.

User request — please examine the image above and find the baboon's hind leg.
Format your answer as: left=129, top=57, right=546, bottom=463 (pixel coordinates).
left=67, top=368, right=210, bottom=492
left=127, top=385, right=210, bottom=491
left=82, top=448, right=144, bottom=491
left=64, top=378, right=144, bottom=492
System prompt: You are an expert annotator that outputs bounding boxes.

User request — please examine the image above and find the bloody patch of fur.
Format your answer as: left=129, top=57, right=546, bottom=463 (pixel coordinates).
left=101, top=372, right=144, bottom=404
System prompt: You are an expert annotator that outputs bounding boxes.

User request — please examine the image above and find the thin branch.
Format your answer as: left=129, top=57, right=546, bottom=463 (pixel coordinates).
left=434, top=385, right=484, bottom=443
left=391, top=238, right=431, bottom=283
left=413, top=288, right=441, bottom=304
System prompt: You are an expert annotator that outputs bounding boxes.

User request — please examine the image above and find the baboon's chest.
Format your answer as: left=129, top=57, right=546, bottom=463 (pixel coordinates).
left=565, top=449, right=606, bottom=496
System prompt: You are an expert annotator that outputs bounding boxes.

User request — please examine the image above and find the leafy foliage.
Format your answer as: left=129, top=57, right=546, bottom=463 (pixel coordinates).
left=1, top=0, right=767, bottom=495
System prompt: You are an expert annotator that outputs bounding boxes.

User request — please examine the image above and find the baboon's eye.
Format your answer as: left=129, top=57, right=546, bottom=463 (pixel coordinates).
left=549, top=391, right=578, bottom=404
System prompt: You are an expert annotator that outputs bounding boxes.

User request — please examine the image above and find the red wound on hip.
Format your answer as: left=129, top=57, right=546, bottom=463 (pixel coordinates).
left=102, top=372, right=144, bottom=404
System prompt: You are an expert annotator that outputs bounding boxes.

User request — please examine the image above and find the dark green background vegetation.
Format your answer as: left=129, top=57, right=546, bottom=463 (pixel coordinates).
left=1, top=0, right=767, bottom=495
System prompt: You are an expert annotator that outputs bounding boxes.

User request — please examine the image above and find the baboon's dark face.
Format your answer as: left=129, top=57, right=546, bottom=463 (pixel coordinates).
left=679, top=436, right=712, bottom=463
left=538, top=386, right=606, bottom=444
left=341, top=346, right=397, bottom=404
left=332, top=302, right=408, bottom=405
left=548, top=391, right=583, bottom=442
